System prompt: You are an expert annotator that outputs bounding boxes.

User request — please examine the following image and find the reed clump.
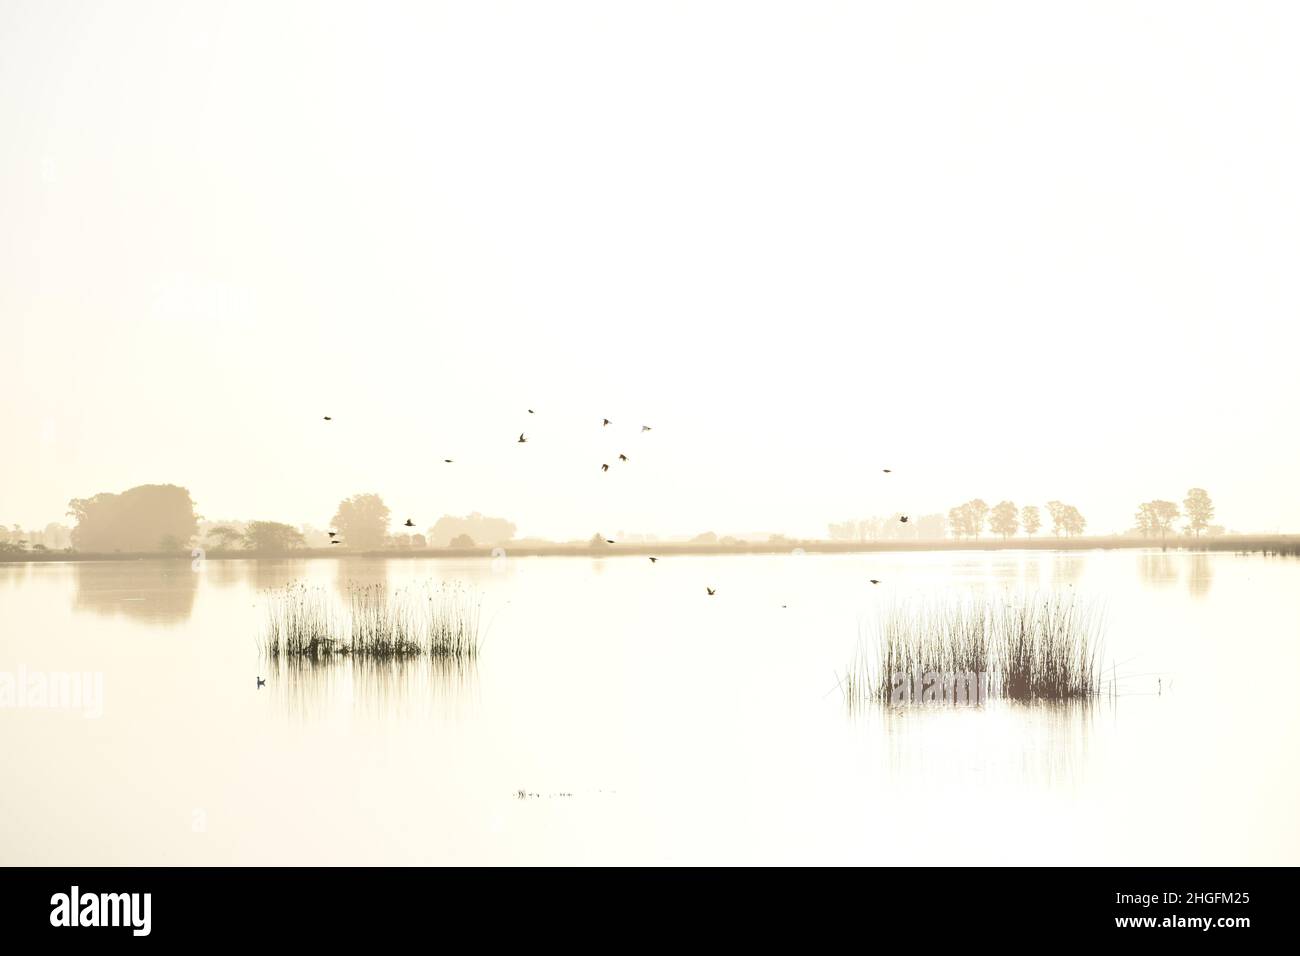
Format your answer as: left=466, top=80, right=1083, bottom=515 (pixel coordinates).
left=844, top=593, right=1103, bottom=706
left=261, top=582, right=481, bottom=662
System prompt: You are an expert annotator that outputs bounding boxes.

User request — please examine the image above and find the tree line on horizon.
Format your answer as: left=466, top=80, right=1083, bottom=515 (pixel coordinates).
left=1132, top=488, right=1220, bottom=541
left=0, top=522, right=72, bottom=553
left=3, top=485, right=521, bottom=554
left=0, top=483, right=1231, bottom=555
left=830, top=489, right=1220, bottom=542
left=946, top=499, right=1084, bottom=540
left=203, top=494, right=519, bottom=552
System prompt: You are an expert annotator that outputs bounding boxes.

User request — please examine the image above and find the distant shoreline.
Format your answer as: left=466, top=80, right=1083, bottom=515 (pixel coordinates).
left=2, top=534, right=1296, bottom=564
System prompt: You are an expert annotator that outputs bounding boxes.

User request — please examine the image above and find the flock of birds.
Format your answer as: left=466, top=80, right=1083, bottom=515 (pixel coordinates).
left=253, top=411, right=903, bottom=687
left=316, top=409, right=905, bottom=599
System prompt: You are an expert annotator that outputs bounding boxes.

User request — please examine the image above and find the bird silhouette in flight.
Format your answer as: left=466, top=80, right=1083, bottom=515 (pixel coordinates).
left=256, top=677, right=265, bottom=688
left=328, top=531, right=337, bottom=538
left=899, top=516, right=909, bottom=523
left=641, top=425, right=652, bottom=432
left=602, top=418, right=612, bottom=427
left=618, top=454, right=628, bottom=462
left=869, top=579, right=881, bottom=585
left=706, top=587, right=716, bottom=596
left=331, top=540, right=341, bottom=546
left=648, top=557, right=658, bottom=563
left=605, top=538, right=616, bottom=544
left=444, top=459, right=453, bottom=463
left=323, top=416, right=332, bottom=421
left=528, top=409, right=535, bottom=414
left=882, top=469, right=892, bottom=474
left=404, top=519, right=415, bottom=528
left=518, top=433, right=527, bottom=443
left=601, top=463, right=609, bottom=472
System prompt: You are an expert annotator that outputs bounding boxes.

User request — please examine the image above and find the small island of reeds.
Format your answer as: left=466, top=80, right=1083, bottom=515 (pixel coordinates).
left=843, top=593, right=1104, bottom=707
left=260, top=582, right=482, bottom=662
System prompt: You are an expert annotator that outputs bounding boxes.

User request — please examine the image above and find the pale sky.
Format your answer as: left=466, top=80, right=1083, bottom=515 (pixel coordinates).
left=2, top=1, right=1298, bottom=539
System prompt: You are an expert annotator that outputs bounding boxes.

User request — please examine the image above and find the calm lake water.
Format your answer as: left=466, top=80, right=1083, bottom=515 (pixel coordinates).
left=1, top=550, right=1297, bottom=865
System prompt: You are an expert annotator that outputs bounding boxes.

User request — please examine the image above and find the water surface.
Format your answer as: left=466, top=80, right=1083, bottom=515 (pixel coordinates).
left=1, top=549, right=1296, bottom=864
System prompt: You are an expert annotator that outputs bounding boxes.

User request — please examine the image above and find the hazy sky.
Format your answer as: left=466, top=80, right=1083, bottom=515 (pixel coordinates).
left=3, top=1, right=1298, bottom=539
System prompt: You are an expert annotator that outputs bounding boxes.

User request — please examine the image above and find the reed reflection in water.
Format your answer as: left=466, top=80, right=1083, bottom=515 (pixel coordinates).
left=267, top=656, right=480, bottom=720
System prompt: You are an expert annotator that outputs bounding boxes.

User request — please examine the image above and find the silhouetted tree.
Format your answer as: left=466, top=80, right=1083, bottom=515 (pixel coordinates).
left=1021, top=505, right=1041, bottom=538
left=67, top=484, right=199, bottom=552
left=242, top=521, right=306, bottom=551
left=989, top=501, right=1019, bottom=540
left=948, top=505, right=972, bottom=539
left=1044, top=501, right=1086, bottom=538
left=1183, top=488, right=1215, bottom=538
left=331, top=493, right=390, bottom=550
left=1046, top=501, right=1067, bottom=536
left=205, top=526, right=245, bottom=550
left=1062, top=505, right=1086, bottom=537
left=1135, top=500, right=1180, bottom=542
left=449, top=533, right=475, bottom=548
left=948, top=499, right=989, bottom=539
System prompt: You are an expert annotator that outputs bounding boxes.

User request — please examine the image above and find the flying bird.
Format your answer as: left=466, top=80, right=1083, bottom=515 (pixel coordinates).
left=618, top=454, right=628, bottom=462
left=328, top=531, right=337, bottom=538
left=518, top=433, right=527, bottom=443
left=641, top=425, right=652, bottom=432
left=882, top=469, right=892, bottom=474
left=323, top=416, right=332, bottom=421
left=605, top=538, right=615, bottom=544
left=601, top=463, right=609, bottom=472
left=528, top=409, right=535, bottom=414
left=706, top=587, right=716, bottom=596
left=331, top=540, right=341, bottom=546
left=404, top=519, right=415, bottom=528
left=899, top=516, right=909, bottom=523
left=648, top=557, right=658, bottom=563
left=870, top=579, right=881, bottom=585
left=602, top=418, right=611, bottom=427
left=256, top=677, right=265, bottom=688
left=444, top=459, right=453, bottom=463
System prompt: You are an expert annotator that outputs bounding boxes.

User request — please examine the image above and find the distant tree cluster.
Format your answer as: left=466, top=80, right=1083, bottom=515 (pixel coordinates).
left=241, top=521, right=306, bottom=551
left=1133, top=488, right=1217, bottom=540
left=43, top=485, right=529, bottom=555
left=331, top=493, right=391, bottom=550
left=943, top=499, right=1083, bottom=539
left=948, top=499, right=990, bottom=539
left=427, top=513, right=516, bottom=549
left=827, top=514, right=947, bottom=542
left=1046, top=501, right=1087, bottom=538
left=202, top=523, right=247, bottom=550
left=0, top=523, right=72, bottom=552
left=67, top=484, right=199, bottom=552
left=194, top=499, right=521, bottom=552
